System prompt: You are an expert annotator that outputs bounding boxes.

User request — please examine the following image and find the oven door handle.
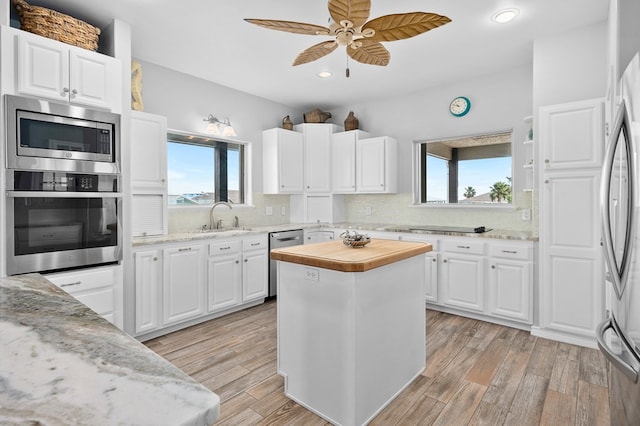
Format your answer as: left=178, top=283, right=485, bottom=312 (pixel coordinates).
left=6, top=191, right=123, bottom=198
left=596, top=316, right=639, bottom=383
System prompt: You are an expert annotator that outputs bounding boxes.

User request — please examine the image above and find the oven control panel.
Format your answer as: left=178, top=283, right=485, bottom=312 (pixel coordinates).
left=9, top=171, right=119, bottom=192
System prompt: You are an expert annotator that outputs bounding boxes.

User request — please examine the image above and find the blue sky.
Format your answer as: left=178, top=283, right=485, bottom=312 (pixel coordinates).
left=427, top=156, right=512, bottom=201
left=167, top=142, right=240, bottom=195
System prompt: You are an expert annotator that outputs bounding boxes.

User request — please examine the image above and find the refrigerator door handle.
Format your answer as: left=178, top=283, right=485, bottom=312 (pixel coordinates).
left=596, top=316, right=639, bottom=383
left=600, top=99, right=635, bottom=300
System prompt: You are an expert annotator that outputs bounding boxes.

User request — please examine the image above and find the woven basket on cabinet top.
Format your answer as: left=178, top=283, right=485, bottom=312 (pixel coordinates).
left=13, top=0, right=100, bottom=51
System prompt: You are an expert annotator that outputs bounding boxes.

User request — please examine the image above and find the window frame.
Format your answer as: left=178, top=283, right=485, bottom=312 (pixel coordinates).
left=166, top=129, right=252, bottom=208
left=412, top=130, right=514, bottom=208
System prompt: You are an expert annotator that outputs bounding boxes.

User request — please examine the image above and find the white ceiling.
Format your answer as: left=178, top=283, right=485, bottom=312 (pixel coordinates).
left=29, top=0, right=609, bottom=110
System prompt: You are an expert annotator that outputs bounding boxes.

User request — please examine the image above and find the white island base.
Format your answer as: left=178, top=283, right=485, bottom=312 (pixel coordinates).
left=276, top=251, right=426, bottom=426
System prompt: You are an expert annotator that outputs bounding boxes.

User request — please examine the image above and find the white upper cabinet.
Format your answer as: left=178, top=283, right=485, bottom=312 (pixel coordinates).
left=539, top=100, right=604, bottom=170
left=331, top=130, right=371, bottom=193
left=16, top=31, right=121, bottom=111
left=356, top=136, right=398, bottom=193
left=297, top=124, right=340, bottom=193
left=263, top=128, right=304, bottom=194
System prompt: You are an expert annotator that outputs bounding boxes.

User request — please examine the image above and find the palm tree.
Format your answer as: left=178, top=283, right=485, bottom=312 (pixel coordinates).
left=463, top=186, right=476, bottom=198
left=489, top=181, right=511, bottom=203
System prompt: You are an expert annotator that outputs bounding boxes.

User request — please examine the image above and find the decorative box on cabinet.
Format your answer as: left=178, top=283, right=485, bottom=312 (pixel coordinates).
left=263, top=128, right=304, bottom=194
left=130, top=111, right=168, bottom=237
left=45, top=264, right=124, bottom=329
left=15, top=30, right=121, bottom=111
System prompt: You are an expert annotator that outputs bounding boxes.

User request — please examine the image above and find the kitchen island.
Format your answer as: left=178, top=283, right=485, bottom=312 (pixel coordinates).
left=0, top=274, right=220, bottom=425
left=271, top=238, right=432, bottom=426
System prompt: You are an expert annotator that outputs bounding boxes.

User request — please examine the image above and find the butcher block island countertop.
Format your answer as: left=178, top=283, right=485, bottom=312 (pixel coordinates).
left=270, top=238, right=432, bottom=272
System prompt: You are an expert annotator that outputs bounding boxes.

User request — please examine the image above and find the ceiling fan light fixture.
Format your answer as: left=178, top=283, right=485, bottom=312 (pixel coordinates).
left=492, top=8, right=519, bottom=24
left=317, top=71, right=333, bottom=78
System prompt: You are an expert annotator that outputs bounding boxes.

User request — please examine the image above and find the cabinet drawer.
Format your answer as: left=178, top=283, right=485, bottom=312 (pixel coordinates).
left=243, top=236, right=268, bottom=251
left=74, top=287, right=114, bottom=316
left=209, top=240, right=241, bottom=256
left=444, top=240, right=485, bottom=255
left=490, top=244, right=532, bottom=260
left=45, top=266, right=115, bottom=294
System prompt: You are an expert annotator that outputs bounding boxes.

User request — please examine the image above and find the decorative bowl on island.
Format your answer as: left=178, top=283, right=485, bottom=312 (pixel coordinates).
left=340, top=230, right=371, bottom=248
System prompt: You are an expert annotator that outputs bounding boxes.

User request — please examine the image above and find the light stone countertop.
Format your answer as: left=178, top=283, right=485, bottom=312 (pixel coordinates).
left=0, top=274, right=220, bottom=426
left=132, top=222, right=536, bottom=247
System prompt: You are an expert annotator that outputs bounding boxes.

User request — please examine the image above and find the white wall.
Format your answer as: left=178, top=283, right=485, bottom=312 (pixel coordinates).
left=533, top=22, right=607, bottom=109
left=134, top=59, right=303, bottom=195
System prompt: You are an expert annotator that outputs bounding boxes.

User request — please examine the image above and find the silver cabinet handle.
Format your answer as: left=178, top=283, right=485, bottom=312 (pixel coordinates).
left=457, top=245, right=470, bottom=249
left=251, top=242, right=261, bottom=246
left=63, top=87, right=70, bottom=93
left=443, top=259, right=447, bottom=263
left=71, top=89, right=78, bottom=95
left=220, top=246, right=231, bottom=250
left=153, top=257, right=158, bottom=261
left=60, top=281, right=82, bottom=287
left=501, top=250, right=517, bottom=254
left=491, top=265, right=496, bottom=269
left=244, top=259, right=248, bottom=263
left=432, top=258, right=436, bottom=262
left=178, top=247, right=192, bottom=252
left=235, top=260, right=239, bottom=264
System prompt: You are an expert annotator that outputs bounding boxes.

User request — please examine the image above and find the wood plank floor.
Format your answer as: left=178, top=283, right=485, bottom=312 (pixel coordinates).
left=145, top=301, right=611, bottom=425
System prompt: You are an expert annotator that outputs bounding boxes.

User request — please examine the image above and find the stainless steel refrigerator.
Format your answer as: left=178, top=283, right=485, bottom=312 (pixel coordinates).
left=598, top=53, right=640, bottom=425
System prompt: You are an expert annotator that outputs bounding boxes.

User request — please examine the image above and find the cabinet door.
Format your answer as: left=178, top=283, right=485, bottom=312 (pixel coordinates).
left=539, top=99, right=604, bottom=170
left=208, top=253, right=242, bottom=312
left=69, top=48, right=120, bottom=110
left=243, top=250, right=268, bottom=301
left=263, top=129, right=304, bottom=194
left=134, top=249, right=161, bottom=334
left=424, top=252, right=438, bottom=304
left=488, top=259, right=532, bottom=323
left=130, top=112, right=168, bottom=237
left=303, top=124, right=333, bottom=192
left=17, top=33, right=68, bottom=101
left=162, top=245, right=206, bottom=326
left=540, top=170, right=604, bottom=337
left=332, top=132, right=357, bottom=193
left=357, top=137, right=386, bottom=192
left=441, top=253, right=484, bottom=312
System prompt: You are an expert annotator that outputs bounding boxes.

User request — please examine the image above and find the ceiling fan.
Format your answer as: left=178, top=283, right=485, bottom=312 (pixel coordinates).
left=245, top=0, right=451, bottom=69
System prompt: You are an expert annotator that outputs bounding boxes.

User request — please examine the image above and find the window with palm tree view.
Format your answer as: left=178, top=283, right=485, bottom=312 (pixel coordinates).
left=167, top=132, right=244, bottom=206
left=417, top=131, right=512, bottom=204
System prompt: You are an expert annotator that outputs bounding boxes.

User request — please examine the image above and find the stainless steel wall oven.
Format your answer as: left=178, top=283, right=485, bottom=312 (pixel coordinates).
left=4, top=95, right=122, bottom=275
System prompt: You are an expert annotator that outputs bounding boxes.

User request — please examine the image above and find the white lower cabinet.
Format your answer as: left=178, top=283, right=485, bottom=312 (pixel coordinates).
left=208, top=240, right=242, bottom=312
left=45, top=264, right=124, bottom=329
left=441, top=251, right=485, bottom=313
left=242, top=236, right=269, bottom=302
left=487, top=242, right=533, bottom=323
left=134, top=234, right=269, bottom=338
left=424, top=251, right=439, bottom=304
left=162, top=245, right=206, bottom=326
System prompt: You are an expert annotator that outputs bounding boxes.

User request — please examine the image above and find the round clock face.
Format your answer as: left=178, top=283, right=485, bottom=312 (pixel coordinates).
left=449, top=96, right=471, bottom=117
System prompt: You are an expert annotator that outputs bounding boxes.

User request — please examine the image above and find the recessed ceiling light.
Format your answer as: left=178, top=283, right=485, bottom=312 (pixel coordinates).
left=317, top=71, right=332, bottom=78
left=492, top=8, right=519, bottom=24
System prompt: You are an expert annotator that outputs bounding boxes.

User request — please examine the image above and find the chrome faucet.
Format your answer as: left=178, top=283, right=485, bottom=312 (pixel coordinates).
left=209, top=201, right=232, bottom=230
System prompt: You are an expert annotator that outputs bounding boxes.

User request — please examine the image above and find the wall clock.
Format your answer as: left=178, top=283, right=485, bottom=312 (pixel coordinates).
left=449, top=96, right=471, bottom=117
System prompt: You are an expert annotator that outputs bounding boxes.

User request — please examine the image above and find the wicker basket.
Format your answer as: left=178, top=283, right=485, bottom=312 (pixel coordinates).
left=13, top=0, right=100, bottom=51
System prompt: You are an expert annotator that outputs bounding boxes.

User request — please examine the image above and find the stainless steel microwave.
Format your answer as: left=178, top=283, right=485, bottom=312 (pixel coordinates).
left=5, top=95, right=120, bottom=174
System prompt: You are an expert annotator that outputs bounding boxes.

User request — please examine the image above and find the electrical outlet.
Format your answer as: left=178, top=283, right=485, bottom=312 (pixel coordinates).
left=265, top=206, right=273, bottom=216
left=364, top=206, right=372, bottom=216
left=304, top=267, right=319, bottom=281
left=521, top=208, right=531, bottom=221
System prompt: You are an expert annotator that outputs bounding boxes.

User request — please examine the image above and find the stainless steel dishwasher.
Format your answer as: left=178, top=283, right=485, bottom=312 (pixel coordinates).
left=268, top=229, right=303, bottom=298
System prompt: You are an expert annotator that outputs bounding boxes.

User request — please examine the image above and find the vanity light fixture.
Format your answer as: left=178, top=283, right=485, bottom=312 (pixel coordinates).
left=203, top=114, right=237, bottom=137
left=491, top=8, right=519, bottom=24
left=317, top=71, right=332, bottom=78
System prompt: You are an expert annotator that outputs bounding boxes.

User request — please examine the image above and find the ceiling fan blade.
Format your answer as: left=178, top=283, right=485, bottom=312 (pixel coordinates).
left=293, top=41, right=338, bottom=66
left=347, top=40, right=389, bottom=66
left=244, top=18, right=330, bottom=35
left=363, top=12, right=451, bottom=42
left=328, top=0, right=371, bottom=28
